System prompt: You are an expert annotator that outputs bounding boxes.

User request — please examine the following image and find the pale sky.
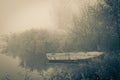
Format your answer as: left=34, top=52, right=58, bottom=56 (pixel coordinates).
left=0, top=0, right=99, bottom=34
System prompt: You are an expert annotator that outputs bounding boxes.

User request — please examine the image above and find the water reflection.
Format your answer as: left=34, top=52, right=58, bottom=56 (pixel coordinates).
left=18, top=52, right=80, bottom=72
left=0, top=54, right=42, bottom=80
left=0, top=53, right=80, bottom=80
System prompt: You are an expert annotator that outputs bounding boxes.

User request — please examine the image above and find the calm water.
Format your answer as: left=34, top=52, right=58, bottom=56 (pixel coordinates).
left=0, top=53, right=80, bottom=80
left=0, top=54, right=49, bottom=80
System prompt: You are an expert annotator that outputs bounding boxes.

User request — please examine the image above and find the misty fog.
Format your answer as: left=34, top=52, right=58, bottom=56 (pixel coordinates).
left=0, top=0, right=99, bottom=33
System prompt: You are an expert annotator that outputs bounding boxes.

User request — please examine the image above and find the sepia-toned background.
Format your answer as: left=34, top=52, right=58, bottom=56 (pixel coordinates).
left=0, top=0, right=120, bottom=80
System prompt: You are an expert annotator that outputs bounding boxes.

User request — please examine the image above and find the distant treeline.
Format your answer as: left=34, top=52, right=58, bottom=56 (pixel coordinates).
left=2, top=0, right=119, bottom=56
